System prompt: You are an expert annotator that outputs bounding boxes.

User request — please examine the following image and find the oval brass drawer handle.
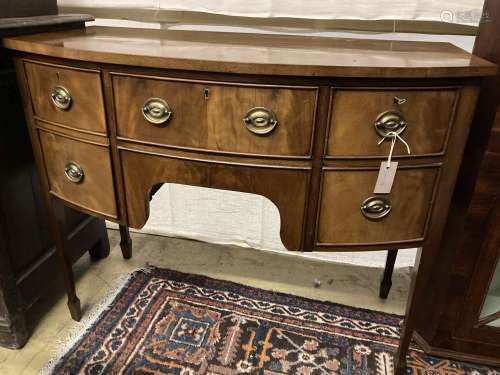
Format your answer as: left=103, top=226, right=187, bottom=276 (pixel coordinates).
left=142, top=97, right=172, bottom=125
left=51, top=86, right=72, bottom=111
left=243, top=107, right=278, bottom=135
left=374, top=110, right=407, bottom=138
left=64, top=162, right=84, bottom=183
left=361, top=196, right=392, bottom=220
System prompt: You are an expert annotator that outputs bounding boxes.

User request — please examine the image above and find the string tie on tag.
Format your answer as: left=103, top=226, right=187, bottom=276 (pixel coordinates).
left=378, top=131, right=411, bottom=168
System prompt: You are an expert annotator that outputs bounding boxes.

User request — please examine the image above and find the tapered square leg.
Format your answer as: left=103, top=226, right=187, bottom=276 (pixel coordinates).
left=67, top=297, right=82, bottom=321
left=380, top=249, right=398, bottom=299
left=119, top=225, right=132, bottom=259
left=48, top=199, right=82, bottom=322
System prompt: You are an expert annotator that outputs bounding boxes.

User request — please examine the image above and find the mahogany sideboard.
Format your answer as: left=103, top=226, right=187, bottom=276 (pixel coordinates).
left=1, top=27, right=496, bottom=372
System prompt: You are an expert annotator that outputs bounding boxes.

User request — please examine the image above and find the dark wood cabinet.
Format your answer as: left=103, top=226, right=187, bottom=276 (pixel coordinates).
left=413, top=123, right=500, bottom=365
left=0, top=0, right=56, bottom=19
left=413, top=0, right=500, bottom=366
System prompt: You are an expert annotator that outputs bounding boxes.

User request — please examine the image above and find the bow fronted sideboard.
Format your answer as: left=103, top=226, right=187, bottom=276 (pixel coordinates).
left=2, top=27, right=496, bottom=372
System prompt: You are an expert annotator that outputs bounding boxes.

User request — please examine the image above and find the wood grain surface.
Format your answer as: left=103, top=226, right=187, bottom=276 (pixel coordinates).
left=112, top=73, right=317, bottom=157
left=120, top=148, right=310, bottom=251
left=327, top=88, right=458, bottom=158
left=316, top=165, right=439, bottom=246
left=38, top=128, right=118, bottom=218
left=3, top=26, right=496, bottom=78
left=24, top=59, right=107, bottom=134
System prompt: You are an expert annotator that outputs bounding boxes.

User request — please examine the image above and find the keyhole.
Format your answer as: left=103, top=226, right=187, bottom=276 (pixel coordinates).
left=204, top=88, right=209, bottom=100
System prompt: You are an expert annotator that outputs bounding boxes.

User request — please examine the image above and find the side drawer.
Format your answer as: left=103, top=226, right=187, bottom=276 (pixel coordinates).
left=112, top=74, right=317, bottom=157
left=24, top=60, right=107, bottom=134
left=38, top=129, right=118, bottom=218
left=326, top=88, right=459, bottom=158
left=316, top=166, right=439, bottom=246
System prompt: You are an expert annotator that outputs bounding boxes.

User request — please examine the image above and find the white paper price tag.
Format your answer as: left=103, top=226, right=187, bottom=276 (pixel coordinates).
left=374, top=161, right=398, bottom=194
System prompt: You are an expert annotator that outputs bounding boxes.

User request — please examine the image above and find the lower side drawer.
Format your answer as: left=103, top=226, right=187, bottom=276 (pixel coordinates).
left=38, top=129, right=118, bottom=219
left=316, top=165, right=439, bottom=246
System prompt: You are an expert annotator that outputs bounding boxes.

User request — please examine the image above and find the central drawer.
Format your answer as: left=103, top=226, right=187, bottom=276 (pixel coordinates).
left=112, top=74, right=318, bottom=157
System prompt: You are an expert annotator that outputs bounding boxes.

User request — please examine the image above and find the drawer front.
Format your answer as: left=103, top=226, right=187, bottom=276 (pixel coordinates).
left=24, top=61, right=107, bottom=133
left=38, top=130, right=117, bottom=218
left=317, top=166, right=439, bottom=245
left=113, top=74, right=317, bottom=157
left=326, top=89, right=458, bottom=157
left=120, top=148, right=309, bottom=250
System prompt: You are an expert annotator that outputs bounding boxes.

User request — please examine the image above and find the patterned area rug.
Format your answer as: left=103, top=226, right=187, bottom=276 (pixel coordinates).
left=47, top=267, right=499, bottom=374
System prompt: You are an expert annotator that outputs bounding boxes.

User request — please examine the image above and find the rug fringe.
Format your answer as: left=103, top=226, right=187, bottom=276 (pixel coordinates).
left=39, top=265, right=155, bottom=375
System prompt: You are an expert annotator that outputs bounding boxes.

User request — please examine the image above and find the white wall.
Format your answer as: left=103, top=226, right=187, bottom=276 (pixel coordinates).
left=61, top=0, right=485, bottom=25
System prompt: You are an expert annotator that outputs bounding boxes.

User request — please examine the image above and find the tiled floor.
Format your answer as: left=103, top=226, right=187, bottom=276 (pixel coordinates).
left=0, top=230, right=411, bottom=374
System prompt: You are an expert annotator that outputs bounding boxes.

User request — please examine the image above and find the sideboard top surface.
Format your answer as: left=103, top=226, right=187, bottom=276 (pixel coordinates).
left=2, top=26, right=496, bottom=78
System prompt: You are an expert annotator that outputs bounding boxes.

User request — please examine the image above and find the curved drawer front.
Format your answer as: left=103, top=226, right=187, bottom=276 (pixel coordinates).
left=112, top=74, right=317, bottom=157
left=38, top=130, right=118, bottom=218
left=24, top=60, right=107, bottom=134
left=316, top=166, right=439, bottom=246
left=120, top=148, right=310, bottom=251
left=327, top=88, right=458, bottom=158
